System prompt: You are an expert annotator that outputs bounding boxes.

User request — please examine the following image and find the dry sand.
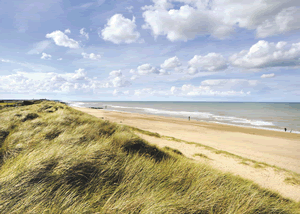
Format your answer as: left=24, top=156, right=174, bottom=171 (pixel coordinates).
left=74, top=107, right=300, bottom=202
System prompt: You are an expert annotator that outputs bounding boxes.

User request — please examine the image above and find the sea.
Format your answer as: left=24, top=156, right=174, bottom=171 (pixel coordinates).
left=67, top=101, right=300, bottom=134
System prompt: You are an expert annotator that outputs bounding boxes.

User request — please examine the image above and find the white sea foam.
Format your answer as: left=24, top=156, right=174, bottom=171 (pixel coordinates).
left=107, top=105, right=275, bottom=127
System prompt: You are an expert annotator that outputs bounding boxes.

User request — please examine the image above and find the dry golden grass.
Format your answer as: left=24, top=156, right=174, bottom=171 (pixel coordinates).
left=0, top=101, right=299, bottom=213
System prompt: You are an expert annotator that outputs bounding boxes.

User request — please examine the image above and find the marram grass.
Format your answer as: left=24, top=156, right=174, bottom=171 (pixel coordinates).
left=0, top=101, right=299, bottom=213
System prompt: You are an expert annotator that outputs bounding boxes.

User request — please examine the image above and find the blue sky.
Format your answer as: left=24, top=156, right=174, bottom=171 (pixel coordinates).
left=0, top=0, right=300, bottom=101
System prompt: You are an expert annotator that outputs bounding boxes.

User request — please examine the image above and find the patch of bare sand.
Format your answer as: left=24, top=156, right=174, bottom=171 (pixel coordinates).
left=135, top=133, right=300, bottom=202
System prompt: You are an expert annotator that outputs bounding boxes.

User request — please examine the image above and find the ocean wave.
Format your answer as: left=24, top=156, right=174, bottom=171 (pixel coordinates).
left=107, top=105, right=274, bottom=127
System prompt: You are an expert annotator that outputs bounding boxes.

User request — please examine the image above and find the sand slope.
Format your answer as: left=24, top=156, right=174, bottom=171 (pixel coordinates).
left=74, top=107, right=300, bottom=202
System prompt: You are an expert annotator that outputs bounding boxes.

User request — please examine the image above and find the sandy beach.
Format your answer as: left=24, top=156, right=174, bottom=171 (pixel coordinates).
left=74, top=107, right=300, bottom=202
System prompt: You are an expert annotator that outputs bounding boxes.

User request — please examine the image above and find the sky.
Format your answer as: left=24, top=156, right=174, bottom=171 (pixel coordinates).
left=0, top=0, right=300, bottom=102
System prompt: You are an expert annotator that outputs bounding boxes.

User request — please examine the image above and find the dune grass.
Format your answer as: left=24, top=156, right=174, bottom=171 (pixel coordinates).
left=193, top=153, right=211, bottom=160
left=0, top=101, right=299, bottom=213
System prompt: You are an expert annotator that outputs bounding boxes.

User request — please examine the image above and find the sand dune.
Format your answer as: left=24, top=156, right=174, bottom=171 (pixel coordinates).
left=74, top=107, right=300, bottom=202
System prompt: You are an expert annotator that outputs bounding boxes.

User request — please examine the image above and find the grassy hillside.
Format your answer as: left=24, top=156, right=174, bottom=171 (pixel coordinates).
left=0, top=101, right=299, bottom=213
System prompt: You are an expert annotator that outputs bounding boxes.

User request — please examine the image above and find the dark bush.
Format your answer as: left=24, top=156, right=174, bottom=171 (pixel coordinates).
left=0, top=130, right=9, bottom=145
left=21, top=101, right=34, bottom=106
left=123, top=138, right=170, bottom=162
left=21, top=113, right=39, bottom=122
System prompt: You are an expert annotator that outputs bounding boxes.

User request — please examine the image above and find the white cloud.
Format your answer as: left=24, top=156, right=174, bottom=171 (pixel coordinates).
left=256, top=7, right=300, bottom=38
left=109, top=70, right=122, bottom=77
left=161, top=56, right=181, bottom=70
left=133, top=84, right=250, bottom=97
left=82, top=52, right=101, bottom=60
left=137, top=63, right=159, bottom=75
left=113, top=89, right=129, bottom=96
left=27, top=40, right=52, bottom=55
left=201, top=79, right=257, bottom=87
left=185, top=67, right=198, bottom=75
left=230, top=40, right=300, bottom=69
left=142, top=0, right=300, bottom=41
left=57, top=58, right=63, bottom=61
left=46, top=30, right=80, bottom=48
left=158, top=69, right=171, bottom=75
left=101, top=14, right=141, bottom=44
left=65, top=29, right=71, bottom=34
left=80, top=28, right=89, bottom=39
left=126, top=6, right=134, bottom=13
left=0, top=69, right=90, bottom=94
left=142, top=3, right=234, bottom=41
left=41, top=53, right=52, bottom=60
left=170, top=84, right=250, bottom=97
left=111, top=76, right=131, bottom=87
left=71, top=68, right=87, bottom=80
left=261, top=73, right=275, bottom=78
left=188, top=53, right=228, bottom=74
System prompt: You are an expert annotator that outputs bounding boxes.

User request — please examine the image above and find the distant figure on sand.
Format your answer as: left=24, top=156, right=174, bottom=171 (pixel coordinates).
left=188, top=116, right=190, bottom=121
left=284, top=128, right=287, bottom=132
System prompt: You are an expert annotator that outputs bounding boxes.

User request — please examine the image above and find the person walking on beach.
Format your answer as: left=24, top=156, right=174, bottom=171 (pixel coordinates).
left=188, top=116, right=190, bottom=121
left=284, top=128, right=287, bottom=132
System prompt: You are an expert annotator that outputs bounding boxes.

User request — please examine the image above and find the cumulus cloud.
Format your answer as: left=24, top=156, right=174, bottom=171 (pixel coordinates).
left=82, top=52, right=101, bottom=60
left=80, top=28, right=89, bottom=39
left=109, top=70, right=122, bottom=77
left=161, top=56, right=181, bottom=70
left=255, top=7, right=300, bottom=38
left=65, top=29, right=71, bottom=34
left=0, top=69, right=90, bottom=94
left=46, top=30, right=80, bottom=48
left=57, top=58, right=63, bottom=61
left=111, top=76, right=131, bottom=87
left=261, top=73, right=275, bottom=78
left=136, top=63, right=159, bottom=75
left=158, top=69, right=171, bottom=75
left=41, top=53, right=52, bottom=60
left=142, top=2, right=234, bottom=41
left=187, top=53, right=228, bottom=74
left=126, top=6, right=134, bottom=13
left=142, top=0, right=300, bottom=41
left=101, top=14, right=141, bottom=44
left=230, top=40, right=300, bottom=69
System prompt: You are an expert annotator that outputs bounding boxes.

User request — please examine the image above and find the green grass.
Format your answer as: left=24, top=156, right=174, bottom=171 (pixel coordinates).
left=193, top=153, right=211, bottom=160
left=133, top=126, right=300, bottom=176
left=0, top=103, right=16, bottom=106
left=0, top=101, right=299, bottom=213
left=285, top=174, right=300, bottom=186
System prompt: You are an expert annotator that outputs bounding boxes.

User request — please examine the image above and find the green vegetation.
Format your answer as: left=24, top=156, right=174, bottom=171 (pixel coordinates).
left=0, top=101, right=299, bottom=213
left=164, top=146, right=184, bottom=156
left=132, top=126, right=300, bottom=176
left=193, top=153, right=211, bottom=160
left=0, top=102, right=16, bottom=106
left=285, top=175, right=300, bottom=186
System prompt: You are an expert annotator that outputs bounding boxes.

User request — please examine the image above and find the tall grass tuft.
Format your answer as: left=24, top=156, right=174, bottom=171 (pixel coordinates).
left=0, top=101, right=299, bottom=213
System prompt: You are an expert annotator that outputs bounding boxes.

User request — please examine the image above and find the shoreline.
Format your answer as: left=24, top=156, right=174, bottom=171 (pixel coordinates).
left=73, top=107, right=300, bottom=174
left=103, top=108, right=300, bottom=135
left=69, top=102, right=300, bottom=135
left=74, top=107, right=300, bottom=202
